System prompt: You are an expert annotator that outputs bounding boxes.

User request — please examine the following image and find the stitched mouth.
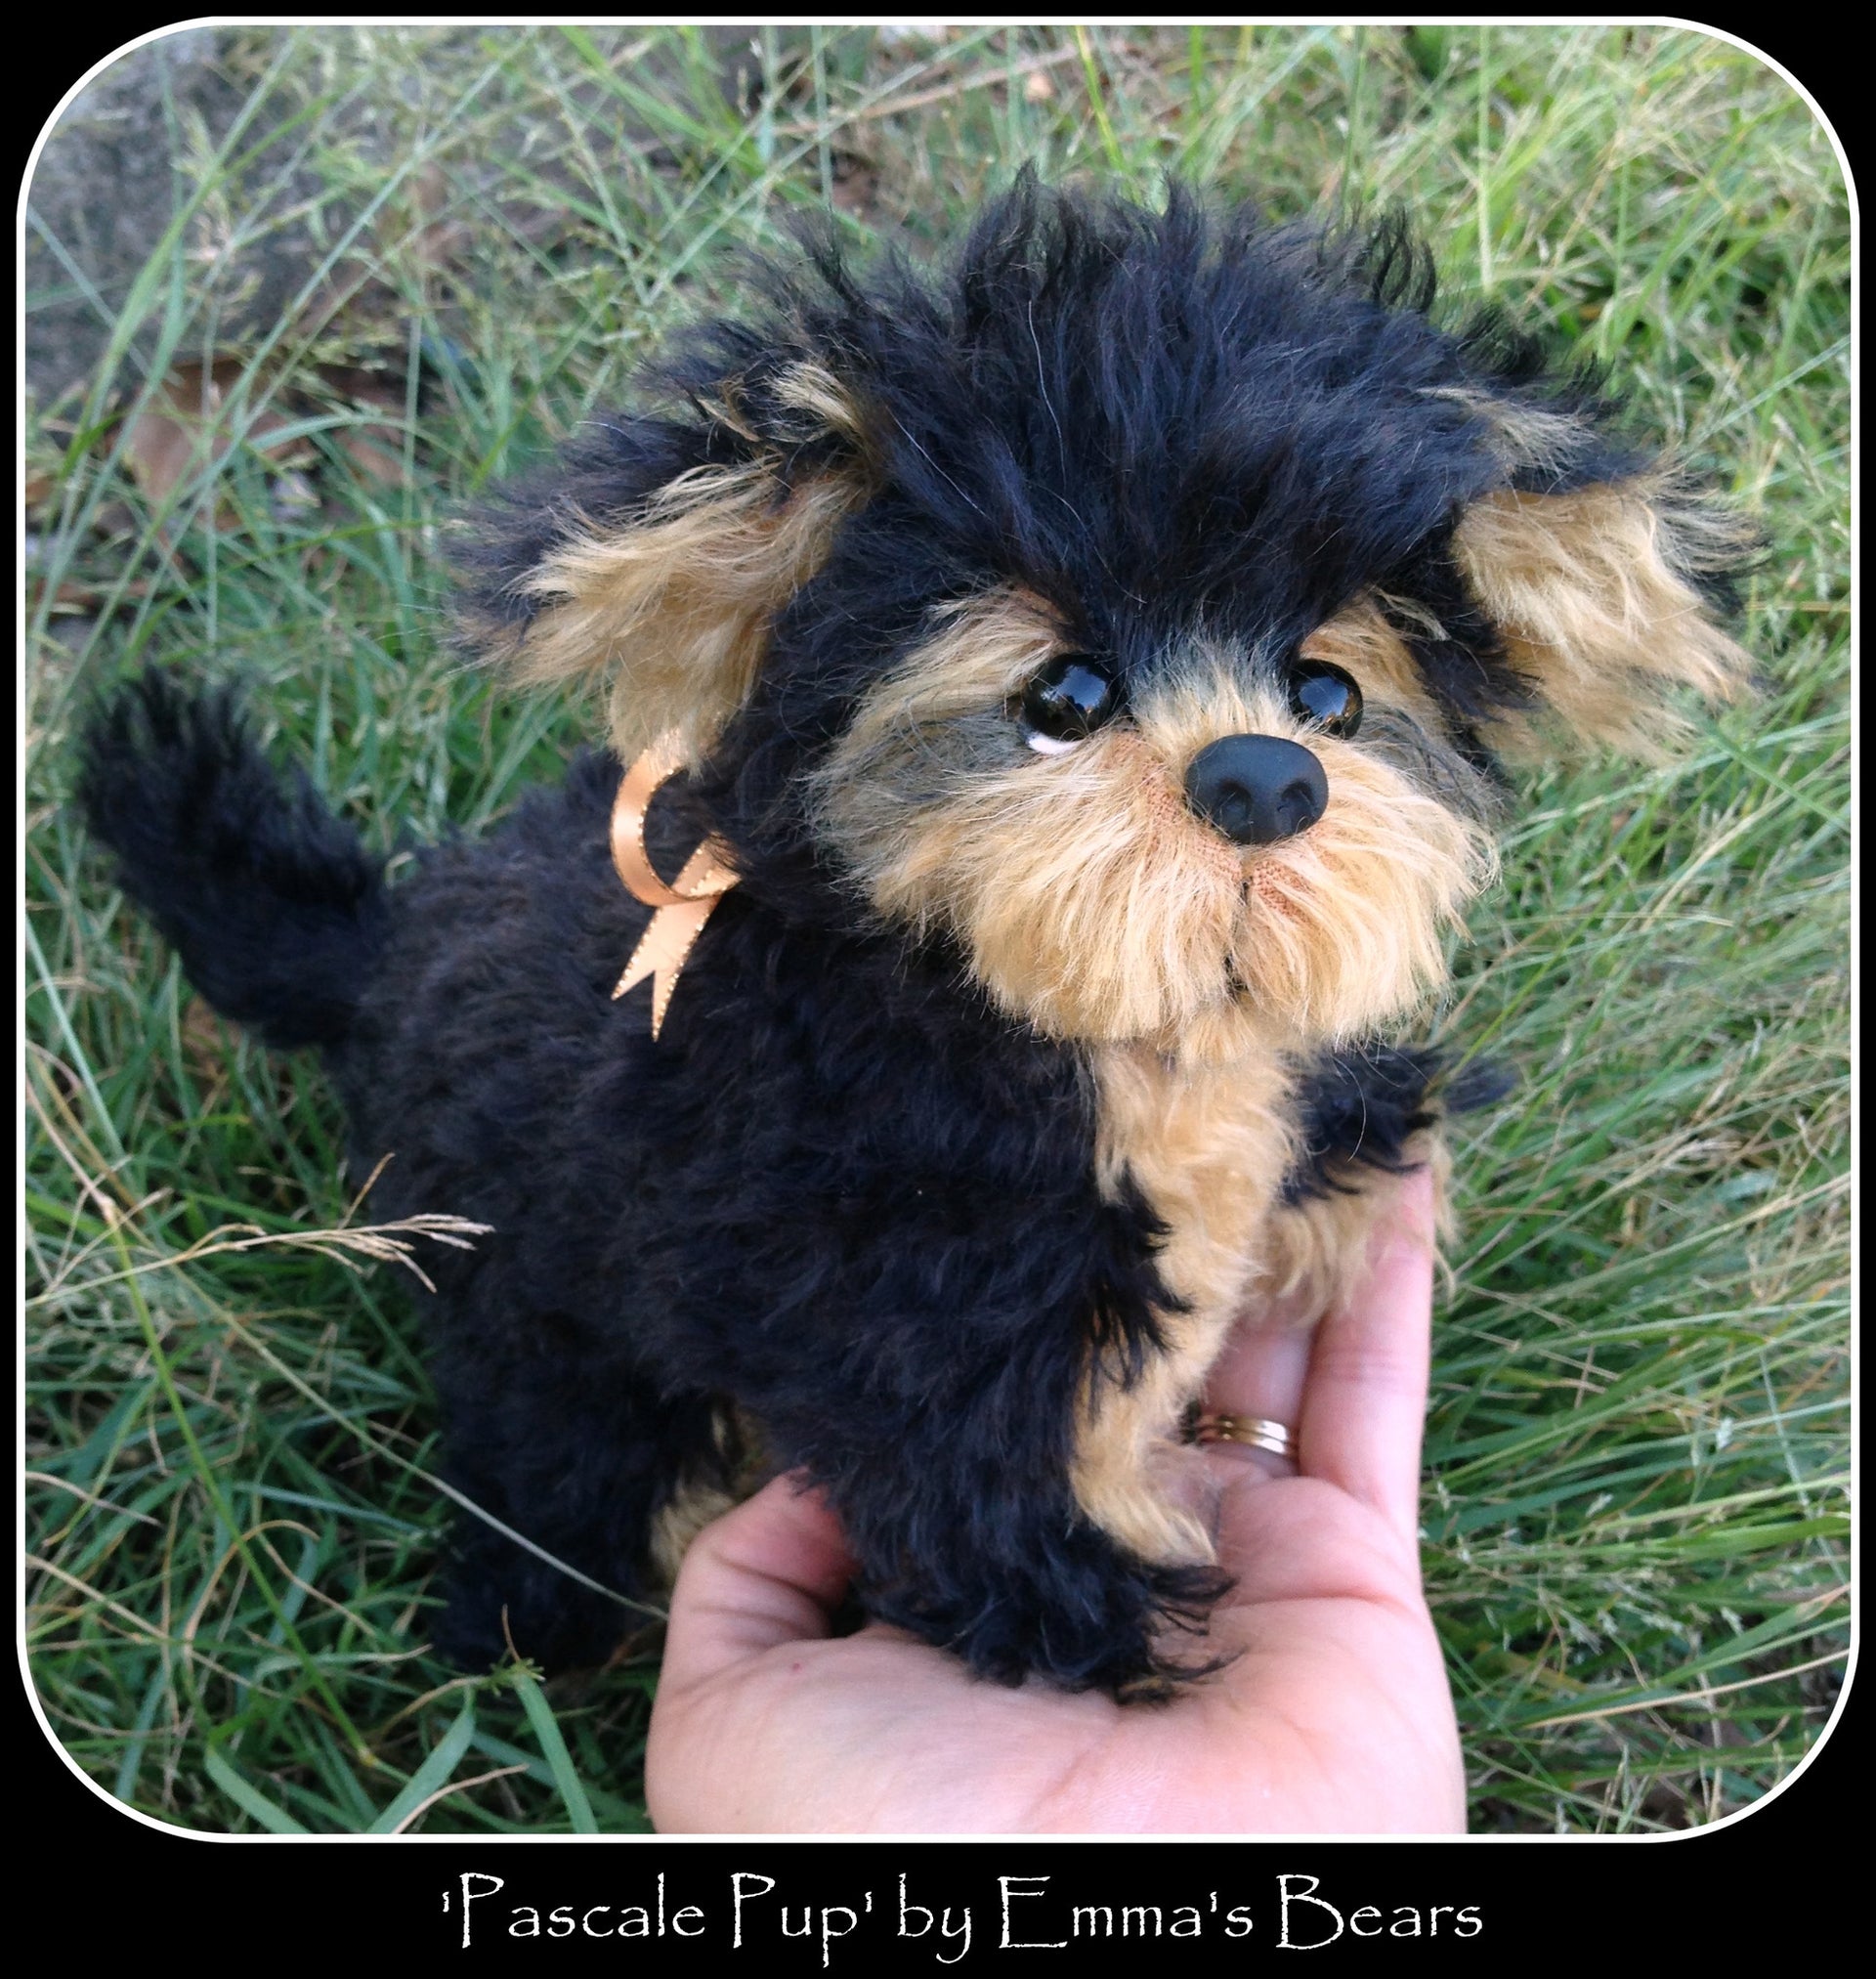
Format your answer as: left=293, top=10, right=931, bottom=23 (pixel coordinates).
left=1244, top=857, right=1306, bottom=921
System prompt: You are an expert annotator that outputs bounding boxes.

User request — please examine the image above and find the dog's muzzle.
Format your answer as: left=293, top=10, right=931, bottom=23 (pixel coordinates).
left=1183, top=734, right=1328, bottom=845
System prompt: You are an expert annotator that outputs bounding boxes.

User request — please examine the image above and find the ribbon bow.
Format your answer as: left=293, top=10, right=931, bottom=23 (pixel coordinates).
left=609, top=732, right=740, bottom=1038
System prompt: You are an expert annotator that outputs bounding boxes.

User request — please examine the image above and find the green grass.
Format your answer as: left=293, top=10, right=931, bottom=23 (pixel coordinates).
left=25, top=24, right=1848, bottom=1834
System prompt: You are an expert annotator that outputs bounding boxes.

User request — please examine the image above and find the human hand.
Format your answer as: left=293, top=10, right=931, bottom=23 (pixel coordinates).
left=645, top=1167, right=1464, bottom=1833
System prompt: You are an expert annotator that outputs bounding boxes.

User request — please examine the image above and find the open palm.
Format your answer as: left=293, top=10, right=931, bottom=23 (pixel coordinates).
left=647, top=1169, right=1464, bottom=1834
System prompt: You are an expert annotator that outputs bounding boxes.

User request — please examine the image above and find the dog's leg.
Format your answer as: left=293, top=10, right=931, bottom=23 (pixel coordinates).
left=841, top=1462, right=1227, bottom=1698
left=1256, top=1131, right=1451, bottom=1324
left=1265, top=1043, right=1511, bottom=1321
left=741, top=1313, right=1228, bottom=1698
left=427, top=1345, right=738, bottom=1674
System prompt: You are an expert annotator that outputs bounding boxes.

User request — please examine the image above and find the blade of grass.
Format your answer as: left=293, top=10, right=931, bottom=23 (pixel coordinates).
left=511, top=1668, right=599, bottom=1833
left=203, top=1742, right=311, bottom=1833
left=366, top=1690, right=480, bottom=1832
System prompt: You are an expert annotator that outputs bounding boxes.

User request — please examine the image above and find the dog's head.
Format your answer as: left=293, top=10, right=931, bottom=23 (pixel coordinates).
left=465, top=181, right=1755, bottom=1054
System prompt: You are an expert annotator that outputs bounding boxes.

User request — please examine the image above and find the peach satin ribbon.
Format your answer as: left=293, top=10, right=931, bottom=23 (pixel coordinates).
left=609, top=733, right=739, bottom=1038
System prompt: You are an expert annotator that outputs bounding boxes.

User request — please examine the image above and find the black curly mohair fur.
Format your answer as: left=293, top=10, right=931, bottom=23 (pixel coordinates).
left=79, top=177, right=1750, bottom=1695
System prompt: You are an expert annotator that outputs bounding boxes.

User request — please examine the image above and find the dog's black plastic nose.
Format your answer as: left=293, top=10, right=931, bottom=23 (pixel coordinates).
left=1183, top=734, right=1328, bottom=845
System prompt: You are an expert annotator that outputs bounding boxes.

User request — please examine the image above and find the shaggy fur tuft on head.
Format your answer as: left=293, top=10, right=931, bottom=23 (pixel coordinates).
left=511, top=462, right=862, bottom=770
left=1453, top=476, right=1758, bottom=757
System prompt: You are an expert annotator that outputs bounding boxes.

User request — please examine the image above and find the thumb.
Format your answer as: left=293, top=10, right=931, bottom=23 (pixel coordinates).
left=1296, top=1164, right=1438, bottom=1541
left=658, top=1472, right=858, bottom=1695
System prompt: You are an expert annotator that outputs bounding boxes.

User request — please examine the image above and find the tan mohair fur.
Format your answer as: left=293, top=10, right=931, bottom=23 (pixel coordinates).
left=904, top=725, right=1248, bottom=1043
left=1070, top=1029, right=1299, bottom=1564
left=1426, top=386, right=1602, bottom=479
left=1452, top=480, right=1755, bottom=758
left=510, top=465, right=862, bottom=768
left=826, top=640, right=1493, bottom=1049
left=769, top=359, right=875, bottom=448
left=1115, top=665, right=1492, bottom=1047
left=644, top=1406, right=767, bottom=1585
left=1072, top=1089, right=1461, bottom=1568
left=831, top=586, right=1067, bottom=743
left=646, top=1477, right=744, bottom=1587
left=1257, top=1130, right=1455, bottom=1316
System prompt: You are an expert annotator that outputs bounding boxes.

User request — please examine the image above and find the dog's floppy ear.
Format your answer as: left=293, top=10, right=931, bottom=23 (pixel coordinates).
left=1447, top=399, right=1759, bottom=758
left=461, top=359, right=873, bottom=768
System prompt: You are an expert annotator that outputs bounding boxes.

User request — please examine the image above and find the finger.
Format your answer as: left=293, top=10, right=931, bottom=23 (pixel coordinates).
left=1296, top=1166, right=1436, bottom=1539
left=1199, top=1293, right=1314, bottom=1480
left=659, top=1472, right=858, bottom=1694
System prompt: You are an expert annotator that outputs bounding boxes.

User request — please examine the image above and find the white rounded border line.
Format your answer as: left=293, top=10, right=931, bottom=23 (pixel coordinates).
left=18, top=12, right=1856, bottom=1846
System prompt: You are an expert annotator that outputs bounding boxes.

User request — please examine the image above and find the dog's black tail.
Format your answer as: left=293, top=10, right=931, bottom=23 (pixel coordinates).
left=77, top=670, right=387, bottom=1053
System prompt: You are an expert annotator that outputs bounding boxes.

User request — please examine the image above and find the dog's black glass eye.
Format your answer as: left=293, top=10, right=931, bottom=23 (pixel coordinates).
left=1018, top=656, right=1120, bottom=754
left=1289, top=661, right=1363, bottom=739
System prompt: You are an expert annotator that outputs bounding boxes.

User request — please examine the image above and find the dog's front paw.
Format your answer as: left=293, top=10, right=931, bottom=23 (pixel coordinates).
left=865, top=1522, right=1231, bottom=1699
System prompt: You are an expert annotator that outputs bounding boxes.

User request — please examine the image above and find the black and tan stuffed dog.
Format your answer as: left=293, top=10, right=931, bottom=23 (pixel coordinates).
left=81, top=180, right=1753, bottom=1696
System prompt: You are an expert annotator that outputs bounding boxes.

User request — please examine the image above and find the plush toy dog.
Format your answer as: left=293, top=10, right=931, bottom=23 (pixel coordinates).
left=81, top=181, right=1755, bottom=1697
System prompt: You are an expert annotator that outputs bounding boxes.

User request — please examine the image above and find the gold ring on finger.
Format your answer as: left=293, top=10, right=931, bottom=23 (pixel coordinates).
left=1192, top=1414, right=1294, bottom=1459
